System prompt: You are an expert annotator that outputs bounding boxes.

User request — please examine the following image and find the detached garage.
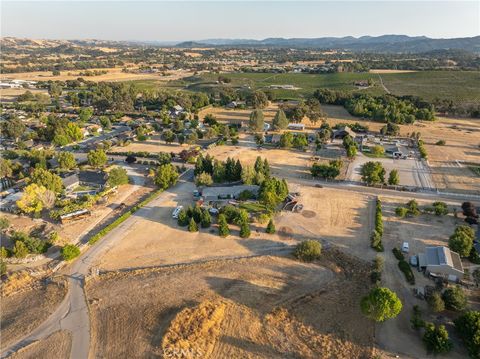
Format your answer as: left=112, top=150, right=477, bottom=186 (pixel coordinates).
left=420, top=246, right=464, bottom=280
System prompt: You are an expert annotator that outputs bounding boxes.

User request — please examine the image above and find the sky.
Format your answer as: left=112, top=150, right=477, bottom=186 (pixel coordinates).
left=1, top=1, right=479, bottom=42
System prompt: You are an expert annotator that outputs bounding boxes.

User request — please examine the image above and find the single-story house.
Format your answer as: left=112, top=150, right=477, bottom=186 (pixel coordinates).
left=61, top=173, right=80, bottom=193
left=287, top=123, right=305, bottom=131
left=419, top=246, right=464, bottom=280
left=0, top=191, right=23, bottom=212
left=332, top=126, right=357, bottom=140
left=78, top=171, right=107, bottom=189
left=201, top=185, right=259, bottom=202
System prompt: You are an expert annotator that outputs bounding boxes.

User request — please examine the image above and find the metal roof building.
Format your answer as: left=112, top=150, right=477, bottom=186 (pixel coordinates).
left=422, top=246, right=464, bottom=279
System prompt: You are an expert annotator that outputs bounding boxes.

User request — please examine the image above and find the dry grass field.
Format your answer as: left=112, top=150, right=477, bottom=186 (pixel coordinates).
left=0, top=88, right=48, bottom=101
left=87, top=253, right=375, bottom=359
left=1, top=280, right=68, bottom=350
left=198, top=103, right=280, bottom=124
left=109, top=135, right=188, bottom=154
left=9, top=331, right=71, bottom=359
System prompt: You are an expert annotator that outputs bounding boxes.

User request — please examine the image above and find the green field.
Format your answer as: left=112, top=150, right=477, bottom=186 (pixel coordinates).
left=380, top=71, right=480, bottom=103
left=130, top=70, right=479, bottom=104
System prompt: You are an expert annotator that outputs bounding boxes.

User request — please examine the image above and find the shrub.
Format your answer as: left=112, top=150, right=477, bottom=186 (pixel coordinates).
left=371, top=231, right=384, bottom=252
left=449, top=225, right=474, bottom=257
left=410, top=305, right=425, bottom=330
left=454, top=311, right=480, bottom=358
left=427, top=291, right=445, bottom=312
left=432, top=201, right=448, bottom=216
left=200, top=209, right=212, bottom=228
left=0, top=217, right=10, bottom=231
left=239, top=220, right=251, bottom=238
left=442, top=286, right=467, bottom=312
left=177, top=209, right=189, bottom=227
left=61, top=244, right=80, bottom=261
left=361, top=287, right=402, bottom=322
left=266, top=219, right=276, bottom=234
left=435, top=140, right=446, bottom=146
left=406, top=199, right=420, bottom=216
left=294, top=240, right=322, bottom=262
left=395, top=207, right=409, bottom=218
left=423, top=323, right=453, bottom=354
left=0, top=260, right=6, bottom=275
left=392, top=247, right=405, bottom=261
left=398, top=260, right=415, bottom=285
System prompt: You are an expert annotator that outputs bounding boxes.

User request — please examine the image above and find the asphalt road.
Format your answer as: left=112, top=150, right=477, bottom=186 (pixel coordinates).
left=2, top=169, right=477, bottom=358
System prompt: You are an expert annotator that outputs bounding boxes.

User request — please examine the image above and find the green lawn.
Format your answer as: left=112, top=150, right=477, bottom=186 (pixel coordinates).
left=239, top=202, right=268, bottom=213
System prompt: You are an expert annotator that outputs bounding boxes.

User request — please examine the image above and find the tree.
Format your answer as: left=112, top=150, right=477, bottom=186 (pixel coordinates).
left=200, top=209, right=212, bottom=228
left=442, top=286, right=467, bottom=311
left=371, top=145, right=385, bottom=157
left=0, top=217, right=10, bottom=231
left=99, top=116, right=112, bottom=130
left=380, top=122, right=400, bottom=136
left=0, top=260, right=6, bottom=276
left=360, top=161, right=386, bottom=185
left=346, top=144, right=357, bottom=158
left=247, top=90, right=269, bottom=109
left=154, top=163, right=179, bottom=190
left=107, top=167, right=129, bottom=187
left=78, top=107, right=94, bottom=124
left=473, top=268, right=480, bottom=286
left=449, top=225, right=474, bottom=257
left=272, top=109, right=289, bottom=130
left=279, top=132, right=293, bottom=148
left=87, top=149, right=107, bottom=168
left=388, top=169, right=400, bottom=185
left=454, top=311, right=480, bottom=358
left=16, top=184, right=47, bottom=215
left=423, top=323, right=453, bottom=354
left=239, top=219, right=251, bottom=238
left=294, top=240, right=322, bottom=261
left=0, top=158, right=13, bottom=178
left=30, top=168, right=64, bottom=193
left=158, top=152, right=172, bottom=165
left=188, top=218, right=199, bottom=232
left=195, top=172, right=213, bottom=186
left=162, top=130, right=176, bottom=144
left=266, top=219, right=276, bottom=234
left=249, top=109, right=265, bottom=132
left=311, top=163, right=340, bottom=180
left=432, top=201, right=448, bottom=216
left=13, top=241, right=29, bottom=258
left=218, top=214, right=230, bottom=237
left=360, top=287, right=402, bottom=322
left=1, top=118, right=25, bottom=142
left=241, top=165, right=256, bottom=185
left=57, top=151, right=77, bottom=170
left=461, top=202, right=478, bottom=218
left=177, top=209, right=189, bottom=227
left=427, top=291, right=445, bottom=312
left=61, top=244, right=81, bottom=261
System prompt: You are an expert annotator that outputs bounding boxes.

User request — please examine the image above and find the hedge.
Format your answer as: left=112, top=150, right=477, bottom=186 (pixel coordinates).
left=88, top=188, right=163, bottom=245
left=371, top=198, right=384, bottom=251
left=398, top=260, right=415, bottom=285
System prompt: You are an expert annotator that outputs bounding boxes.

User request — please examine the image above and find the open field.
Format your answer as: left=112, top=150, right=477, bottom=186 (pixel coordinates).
left=0, top=68, right=195, bottom=83
left=1, top=279, right=68, bottom=350
left=110, top=135, right=188, bottom=154
left=369, top=69, right=418, bottom=74
left=198, top=103, right=280, bottom=124
left=87, top=254, right=375, bottom=358
left=9, top=331, right=71, bottom=359
left=0, top=87, right=48, bottom=102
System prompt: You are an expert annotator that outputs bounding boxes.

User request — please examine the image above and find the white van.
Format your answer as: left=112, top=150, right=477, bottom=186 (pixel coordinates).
left=172, top=206, right=183, bottom=219
left=402, top=242, right=409, bottom=253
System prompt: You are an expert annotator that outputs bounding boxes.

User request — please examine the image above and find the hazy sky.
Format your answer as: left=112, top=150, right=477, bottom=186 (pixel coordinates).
left=2, top=1, right=479, bottom=41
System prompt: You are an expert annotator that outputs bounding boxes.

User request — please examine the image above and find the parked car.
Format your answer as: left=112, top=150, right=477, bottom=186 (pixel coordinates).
left=402, top=242, right=409, bottom=253
left=409, top=255, right=418, bottom=267
left=172, top=206, right=183, bottom=219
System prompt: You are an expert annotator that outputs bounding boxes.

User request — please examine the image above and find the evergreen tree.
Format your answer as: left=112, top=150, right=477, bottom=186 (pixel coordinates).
left=272, top=109, right=289, bottom=130
left=263, top=159, right=270, bottom=177
left=239, top=219, right=251, bottom=238
left=266, top=219, right=276, bottom=234
left=218, top=214, right=230, bottom=237
left=177, top=209, right=189, bottom=227
left=234, top=159, right=243, bottom=181
left=200, top=209, right=212, bottom=228
left=249, top=109, right=265, bottom=132
left=254, top=156, right=264, bottom=174
left=188, top=218, right=199, bottom=232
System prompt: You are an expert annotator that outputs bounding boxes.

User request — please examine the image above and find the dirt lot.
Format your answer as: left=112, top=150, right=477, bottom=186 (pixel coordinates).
left=198, top=103, right=280, bottom=124
left=9, top=331, right=71, bottom=359
left=1, top=279, right=68, bottom=350
left=110, top=135, right=188, bottom=154
left=87, top=253, right=375, bottom=358
left=322, top=105, right=480, bottom=193
left=376, top=196, right=473, bottom=358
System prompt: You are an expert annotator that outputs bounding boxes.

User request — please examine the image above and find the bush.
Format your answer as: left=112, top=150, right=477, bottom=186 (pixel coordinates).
left=406, top=199, right=420, bottom=216
left=218, top=214, right=230, bottom=237
left=188, top=218, right=199, bottom=232
left=398, top=260, right=415, bottom=285
left=410, top=305, right=425, bottom=330
left=0, top=260, right=6, bottom=275
left=239, top=220, right=251, bottom=238
left=177, top=209, right=189, bottom=227
left=61, top=244, right=80, bottom=261
left=423, top=323, right=453, bottom=354
left=0, top=217, right=10, bottom=231
left=442, top=286, right=467, bottom=312
left=435, top=140, right=446, bottom=146
left=427, top=291, right=445, bottom=312
left=200, top=209, right=212, bottom=228
left=392, top=247, right=405, bottom=261
left=294, top=240, right=322, bottom=262
left=454, top=311, right=480, bottom=358
left=266, top=219, right=276, bottom=234
left=449, top=225, right=474, bottom=257
left=395, top=207, right=409, bottom=218
left=432, top=201, right=448, bottom=216
left=371, top=231, right=384, bottom=252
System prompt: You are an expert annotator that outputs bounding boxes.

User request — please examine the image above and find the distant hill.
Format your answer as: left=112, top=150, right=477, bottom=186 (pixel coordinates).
left=176, top=35, right=480, bottom=53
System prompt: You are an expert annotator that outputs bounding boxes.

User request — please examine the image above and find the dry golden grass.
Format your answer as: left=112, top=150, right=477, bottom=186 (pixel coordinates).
left=10, top=331, right=72, bottom=359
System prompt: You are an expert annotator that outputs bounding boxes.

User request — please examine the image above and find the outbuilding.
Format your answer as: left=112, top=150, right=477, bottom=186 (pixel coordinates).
left=420, top=246, right=464, bottom=280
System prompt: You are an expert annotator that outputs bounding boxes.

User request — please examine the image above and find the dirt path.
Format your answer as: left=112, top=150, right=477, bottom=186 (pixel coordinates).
left=376, top=73, right=391, bottom=94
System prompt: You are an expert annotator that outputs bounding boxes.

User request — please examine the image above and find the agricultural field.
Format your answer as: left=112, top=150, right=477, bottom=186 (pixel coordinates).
left=87, top=253, right=375, bottom=359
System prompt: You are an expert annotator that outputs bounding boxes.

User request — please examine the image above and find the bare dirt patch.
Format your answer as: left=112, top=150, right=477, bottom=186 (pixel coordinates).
left=110, top=135, right=188, bottom=154
left=1, top=281, right=68, bottom=350
left=87, top=254, right=374, bottom=358
left=9, top=331, right=71, bottom=359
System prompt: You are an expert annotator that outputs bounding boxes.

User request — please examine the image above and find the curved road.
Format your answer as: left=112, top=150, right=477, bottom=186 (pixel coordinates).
left=2, top=168, right=477, bottom=358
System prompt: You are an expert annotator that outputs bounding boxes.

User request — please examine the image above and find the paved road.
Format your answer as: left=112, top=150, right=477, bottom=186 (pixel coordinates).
left=2, top=169, right=477, bottom=358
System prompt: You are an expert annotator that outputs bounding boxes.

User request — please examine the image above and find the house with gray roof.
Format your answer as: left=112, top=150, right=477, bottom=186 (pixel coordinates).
left=419, top=246, right=464, bottom=280
left=201, top=185, right=259, bottom=202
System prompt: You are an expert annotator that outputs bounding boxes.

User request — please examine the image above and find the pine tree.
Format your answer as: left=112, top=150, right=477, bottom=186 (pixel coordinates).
left=177, top=209, right=189, bottom=226
left=266, top=219, right=276, bottom=234
left=188, top=218, right=199, bottom=232
left=200, top=209, right=212, bottom=228
left=272, top=109, right=289, bottom=130
left=263, top=158, right=270, bottom=177
left=234, top=159, right=243, bottom=181
left=239, top=219, right=251, bottom=238
left=254, top=156, right=264, bottom=174
left=218, top=214, right=230, bottom=237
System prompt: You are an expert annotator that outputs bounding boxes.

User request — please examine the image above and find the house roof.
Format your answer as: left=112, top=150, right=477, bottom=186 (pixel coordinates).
left=202, top=185, right=259, bottom=200
left=425, top=246, right=463, bottom=272
left=333, top=126, right=356, bottom=138
left=78, top=171, right=107, bottom=186
left=61, top=173, right=79, bottom=188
